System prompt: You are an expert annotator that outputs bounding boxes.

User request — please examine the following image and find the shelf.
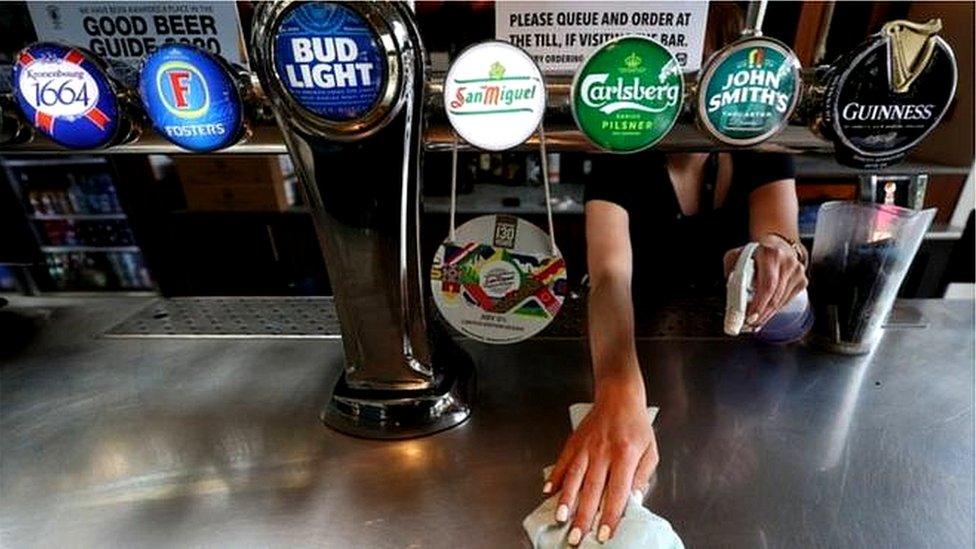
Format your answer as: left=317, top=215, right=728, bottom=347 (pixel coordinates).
left=30, top=213, right=128, bottom=221
left=41, top=246, right=141, bottom=253
left=0, top=156, right=109, bottom=167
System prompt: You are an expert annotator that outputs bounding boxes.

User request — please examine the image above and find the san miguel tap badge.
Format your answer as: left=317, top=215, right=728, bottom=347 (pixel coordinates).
left=696, top=36, right=801, bottom=146
left=431, top=215, right=567, bottom=345
left=816, top=19, right=957, bottom=169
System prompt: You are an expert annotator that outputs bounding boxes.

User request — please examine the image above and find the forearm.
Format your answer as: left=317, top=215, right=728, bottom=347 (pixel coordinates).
left=748, top=180, right=800, bottom=242
left=587, top=275, right=645, bottom=404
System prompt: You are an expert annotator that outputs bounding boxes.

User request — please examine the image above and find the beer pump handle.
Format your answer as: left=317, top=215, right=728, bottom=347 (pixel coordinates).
left=743, top=0, right=768, bottom=37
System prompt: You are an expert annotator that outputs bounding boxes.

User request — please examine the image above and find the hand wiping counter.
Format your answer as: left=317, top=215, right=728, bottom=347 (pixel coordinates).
left=523, top=404, right=684, bottom=548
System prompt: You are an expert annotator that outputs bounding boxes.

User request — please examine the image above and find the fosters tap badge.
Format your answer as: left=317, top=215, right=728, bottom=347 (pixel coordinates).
left=13, top=42, right=120, bottom=149
left=140, top=43, right=245, bottom=152
left=272, top=2, right=386, bottom=121
left=572, top=36, right=683, bottom=153
left=444, top=41, right=545, bottom=151
left=698, top=37, right=800, bottom=146
left=431, top=215, right=568, bottom=345
left=818, top=19, right=957, bottom=169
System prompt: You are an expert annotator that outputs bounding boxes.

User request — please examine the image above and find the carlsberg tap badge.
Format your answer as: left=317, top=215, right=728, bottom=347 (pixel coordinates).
left=698, top=38, right=800, bottom=145
left=572, top=36, right=683, bottom=152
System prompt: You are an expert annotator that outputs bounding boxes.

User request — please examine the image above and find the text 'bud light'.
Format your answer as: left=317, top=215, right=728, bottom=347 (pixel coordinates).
left=272, top=3, right=386, bottom=121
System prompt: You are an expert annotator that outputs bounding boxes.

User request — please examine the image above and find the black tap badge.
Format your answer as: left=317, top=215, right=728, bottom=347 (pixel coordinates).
left=272, top=2, right=386, bottom=122
left=820, top=19, right=957, bottom=169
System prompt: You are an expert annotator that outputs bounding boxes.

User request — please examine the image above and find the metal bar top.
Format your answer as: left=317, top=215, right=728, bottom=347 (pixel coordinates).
left=0, top=296, right=973, bottom=548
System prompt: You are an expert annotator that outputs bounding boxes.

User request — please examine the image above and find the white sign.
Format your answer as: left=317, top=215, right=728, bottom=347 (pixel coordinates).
left=27, top=2, right=247, bottom=66
left=495, top=1, right=709, bottom=74
left=444, top=41, right=545, bottom=151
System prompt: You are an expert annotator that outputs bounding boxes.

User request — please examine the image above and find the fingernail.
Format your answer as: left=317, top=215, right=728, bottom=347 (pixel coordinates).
left=633, top=488, right=644, bottom=501
left=568, top=527, right=582, bottom=546
left=542, top=481, right=552, bottom=495
left=597, top=524, right=611, bottom=543
left=555, top=504, right=569, bottom=523
left=747, top=313, right=759, bottom=324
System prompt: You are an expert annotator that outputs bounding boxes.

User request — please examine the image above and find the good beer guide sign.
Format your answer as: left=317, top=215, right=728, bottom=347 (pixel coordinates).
left=495, top=2, right=708, bottom=74
left=27, top=2, right=246, bottom=65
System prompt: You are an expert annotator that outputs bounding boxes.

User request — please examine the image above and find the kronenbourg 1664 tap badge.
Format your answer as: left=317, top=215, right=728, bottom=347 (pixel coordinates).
left=431, top=215, right=568, bottom=345
left=572, top=36, right=684, bottom=153
left=818, top=19, right=957, bottom=169
left=272, top=2, right=386, bottom=121
left=13, top=42, right=120, bottom=149
left=444, top=41, right=546, bottom=151
left=697, top=37, right=800, bottom=146
left=140, top=43, right=245, bottom=152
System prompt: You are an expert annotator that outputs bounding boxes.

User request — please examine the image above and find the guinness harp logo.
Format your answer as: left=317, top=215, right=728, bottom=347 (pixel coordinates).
left=884, top=19, right=942, bottom=93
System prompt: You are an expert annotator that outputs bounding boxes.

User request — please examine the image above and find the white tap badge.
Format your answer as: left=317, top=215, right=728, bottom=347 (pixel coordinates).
left=444, top=41, right=546, bottom=151
left=27, top=2, right=246, bottom=66
left=495, top=2, right=709, bottom=74
left=431, top=215, right=567, bottom=345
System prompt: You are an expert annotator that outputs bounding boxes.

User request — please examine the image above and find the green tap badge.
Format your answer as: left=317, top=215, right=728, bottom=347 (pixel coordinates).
left=571, top=36, right=684, bottom=153
left=697, top=37, right=801, bottom=146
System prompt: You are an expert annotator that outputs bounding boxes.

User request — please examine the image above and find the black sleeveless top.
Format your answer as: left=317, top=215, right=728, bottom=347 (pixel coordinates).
left=584, top=151, right=796, bottom=307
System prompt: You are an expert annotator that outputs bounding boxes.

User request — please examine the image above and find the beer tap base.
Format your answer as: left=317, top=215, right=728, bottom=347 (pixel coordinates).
left=321, top=349, right=474, bottom=440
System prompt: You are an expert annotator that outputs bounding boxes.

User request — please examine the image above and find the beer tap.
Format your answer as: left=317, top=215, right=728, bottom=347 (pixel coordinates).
left=251, top=1, right=470, bottom=439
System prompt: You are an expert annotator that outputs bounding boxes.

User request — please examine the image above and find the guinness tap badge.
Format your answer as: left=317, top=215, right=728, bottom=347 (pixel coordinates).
left=817, top=19, right=957, bottom=169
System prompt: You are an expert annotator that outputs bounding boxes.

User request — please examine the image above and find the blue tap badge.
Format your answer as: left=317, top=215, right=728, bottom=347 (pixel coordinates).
left=140, top=43, right=245, bottom=152
left=13, top=43, right=120, bottom=149
left=272, top=2, right=386, bottom=121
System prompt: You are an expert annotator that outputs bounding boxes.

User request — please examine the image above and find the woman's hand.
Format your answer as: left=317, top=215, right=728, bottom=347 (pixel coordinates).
left=543, top=381, right=658, bottom=545
left=724, top=235, right=808, bottom=330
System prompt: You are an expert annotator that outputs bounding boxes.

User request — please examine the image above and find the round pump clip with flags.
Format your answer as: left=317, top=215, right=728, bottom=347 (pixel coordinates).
left=431, top=215, right=568, bottom=344
left=139, top=43, right=247, bottom=153
left=696, top=36, right=801, bottom=146
left=13, top=42, right=122, bottom=150
left=443, top=41, right=546, bottom=151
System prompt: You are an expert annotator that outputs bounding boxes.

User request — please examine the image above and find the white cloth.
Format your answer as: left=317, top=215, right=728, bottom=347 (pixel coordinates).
left=522, top=404, right=684, bottom=549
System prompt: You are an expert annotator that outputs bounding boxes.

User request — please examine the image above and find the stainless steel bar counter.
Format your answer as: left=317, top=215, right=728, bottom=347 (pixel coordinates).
left=1, top=297, right=973, bottom=548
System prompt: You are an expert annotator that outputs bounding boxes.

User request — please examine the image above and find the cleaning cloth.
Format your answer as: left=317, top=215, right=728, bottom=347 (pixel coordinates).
left=522, top=403, right=684, bottom=549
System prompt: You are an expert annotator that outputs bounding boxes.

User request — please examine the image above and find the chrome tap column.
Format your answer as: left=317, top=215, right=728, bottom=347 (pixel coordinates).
left=251, top=1, right=470, bottom=438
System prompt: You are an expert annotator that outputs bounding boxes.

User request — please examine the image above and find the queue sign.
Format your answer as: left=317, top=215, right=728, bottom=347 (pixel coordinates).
left=13, top=42, right=122, bottom=149
left=697, top=37, right=801, bottom=146
left=140, top=43, right=247, bottom=152
left=571, top=35, right=683, bottom=153
left=444, top=41, right=546, bottom=150
left=817, top=19, right=957, bottom=169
